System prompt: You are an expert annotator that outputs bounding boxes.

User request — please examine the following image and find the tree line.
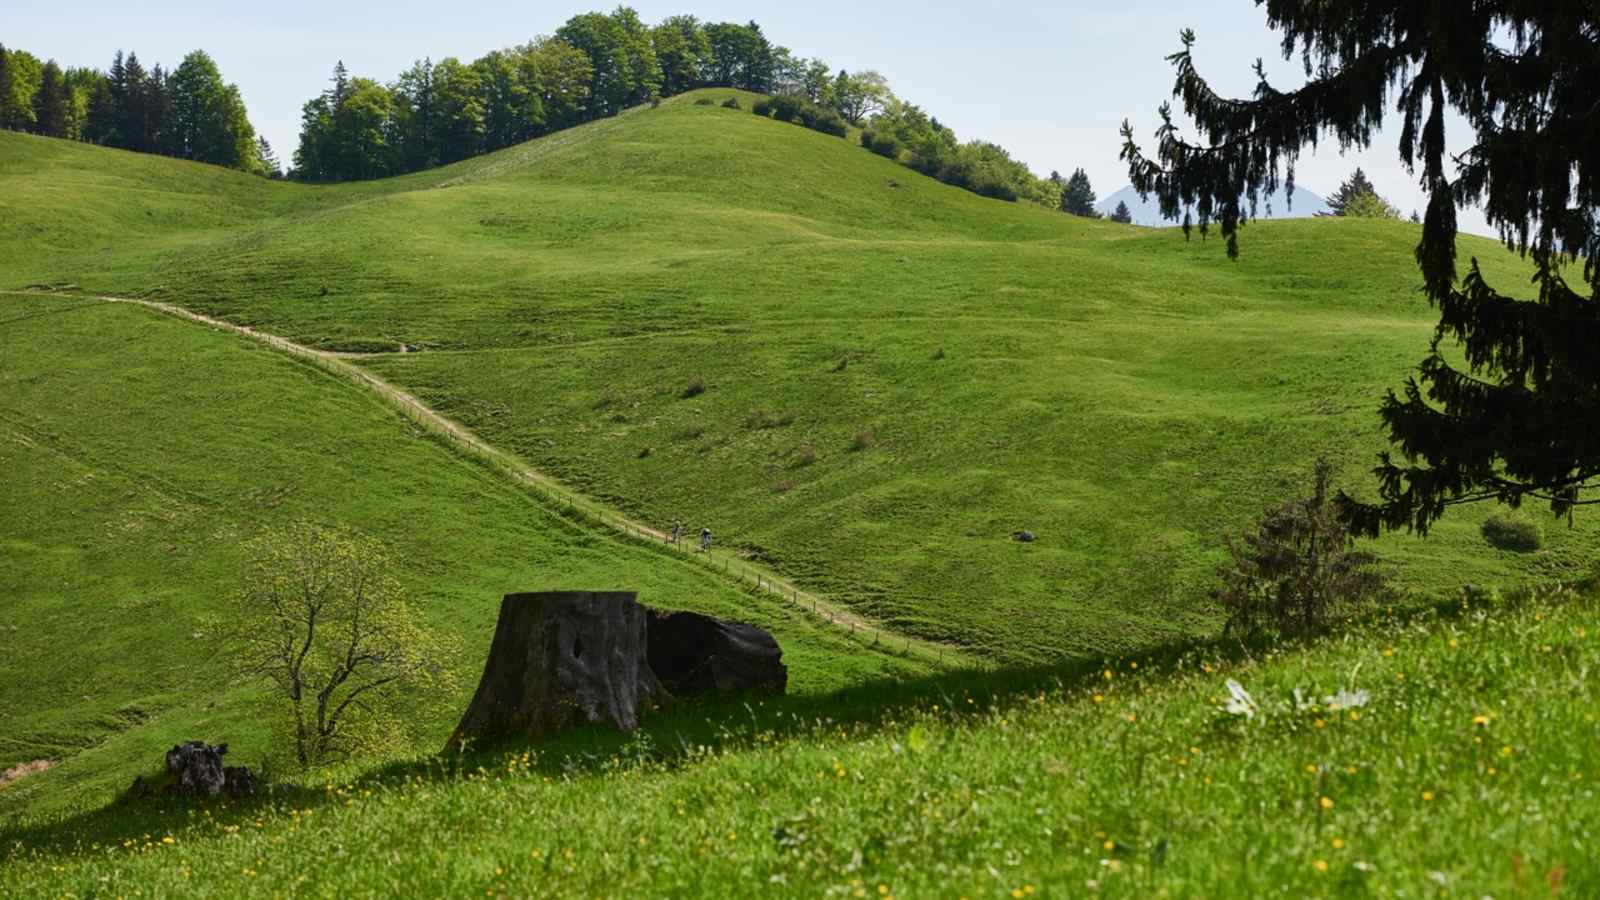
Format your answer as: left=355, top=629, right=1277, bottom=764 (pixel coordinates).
left=0, top=44, right=274, bottom=175
left=5, top=9, right=1117, bottom=215
left=288, top=7, right=1117, bottom=215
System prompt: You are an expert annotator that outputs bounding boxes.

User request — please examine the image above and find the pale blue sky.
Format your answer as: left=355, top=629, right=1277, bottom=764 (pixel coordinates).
left=5, top=0, right=1492, bottom=234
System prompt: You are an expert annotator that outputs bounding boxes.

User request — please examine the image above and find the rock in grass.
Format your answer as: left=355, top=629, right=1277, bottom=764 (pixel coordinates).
left=647, top=610, right=787, bottom=695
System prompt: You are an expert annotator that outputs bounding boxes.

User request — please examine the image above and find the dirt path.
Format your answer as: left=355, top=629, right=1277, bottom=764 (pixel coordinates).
left=5, top=289, right=967, bottom=667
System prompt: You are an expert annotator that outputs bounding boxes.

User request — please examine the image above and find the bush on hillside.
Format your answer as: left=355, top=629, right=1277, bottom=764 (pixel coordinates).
left=799, top=105, right=849, bottom=137
left=721, top=97, right=742, bottom=110
left=1481, top=511, right=1543, bottom=552
left=1214, top=458, right=1388, bottom=638
left=694, top=98, right=715, bottom=107
left=861, top=130, right=903, bottom=160
left=682, top=377, right=706, bottom=399
left=752, top=98, right=774, bottom=117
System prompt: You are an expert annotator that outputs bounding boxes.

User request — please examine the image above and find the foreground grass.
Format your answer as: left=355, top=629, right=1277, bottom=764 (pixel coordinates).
left=2, top=91, right=1592, bottom=665
left=5, top=586, right=1596, bottom=896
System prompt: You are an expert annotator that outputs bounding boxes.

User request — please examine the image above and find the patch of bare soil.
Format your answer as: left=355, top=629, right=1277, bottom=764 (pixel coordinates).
left=0, top=758, right=55, bottom=789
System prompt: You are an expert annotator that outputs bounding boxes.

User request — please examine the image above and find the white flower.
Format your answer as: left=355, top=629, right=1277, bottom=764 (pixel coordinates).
left=1324, top=688, right=1371, bottom=710
left=1224, top=679, right=1258, bottom=719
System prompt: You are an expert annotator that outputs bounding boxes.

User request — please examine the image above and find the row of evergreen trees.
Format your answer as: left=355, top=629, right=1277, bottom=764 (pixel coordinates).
left=0, top=44, right=274, bottom=175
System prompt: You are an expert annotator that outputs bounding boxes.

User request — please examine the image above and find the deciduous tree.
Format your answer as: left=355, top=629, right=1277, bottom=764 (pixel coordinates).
left=223, top=522, right=457, bottom=768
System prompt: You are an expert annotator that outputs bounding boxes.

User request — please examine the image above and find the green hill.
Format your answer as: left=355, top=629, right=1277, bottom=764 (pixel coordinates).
left=0, top=291, right=931, bottom=820
left=3, top=90, right=1590, bottom=665
left=4, top=85, right=1600, bottom=897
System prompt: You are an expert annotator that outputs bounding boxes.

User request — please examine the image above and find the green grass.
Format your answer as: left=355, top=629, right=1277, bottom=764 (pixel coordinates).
left=0, top=293, right=932, bottom=820
left=6, top=585, right=1598, bottom=896
left=4, top=86, right=1599, bottom=892
left=3, top=90, right=1590, bottom=665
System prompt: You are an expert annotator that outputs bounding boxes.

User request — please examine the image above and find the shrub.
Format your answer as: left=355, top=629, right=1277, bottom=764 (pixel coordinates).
left=674, top=423, right=706, bottom=440
left=1214, top=458, right=1387, bottom=638
left=721, top=97, right=742, bottom=110
left=682, top=377, right=705, bottom=399
left=812, top=109, right=851, bottom=137
left=804, top=108, right=849, bottom=137
left=852, top=430, right=877, bottom=451
left=694, top=97, right=715, bottom=107
left=770, top=94, right=803, bottom=123
left=863, top=130, right=903, bottom=159
left=1481, top=511, right=1543, bottom=552
left=752, top=98, right=774, bottom=117
left=794, top=443, right=817, bottom=467
left=773, top=480, right=796, bottom=494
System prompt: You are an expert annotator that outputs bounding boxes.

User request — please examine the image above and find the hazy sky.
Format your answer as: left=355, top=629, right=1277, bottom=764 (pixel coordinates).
left=5, top=0, right=1494, bottom=234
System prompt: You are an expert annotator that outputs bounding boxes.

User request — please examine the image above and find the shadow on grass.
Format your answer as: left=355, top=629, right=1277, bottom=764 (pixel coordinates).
left=6, top=582, right=1589, bottom=861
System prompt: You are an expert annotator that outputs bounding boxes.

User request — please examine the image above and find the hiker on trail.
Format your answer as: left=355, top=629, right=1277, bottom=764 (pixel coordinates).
left=700, top=528, right=712, bottom=552
left=670, top=520, right=682, bottom=545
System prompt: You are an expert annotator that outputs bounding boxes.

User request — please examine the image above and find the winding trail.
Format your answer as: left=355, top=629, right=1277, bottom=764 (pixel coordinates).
left=5, top=289, right=969, bottom=668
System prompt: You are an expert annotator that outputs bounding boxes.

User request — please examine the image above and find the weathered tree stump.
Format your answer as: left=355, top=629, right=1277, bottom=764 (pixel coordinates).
left=127, top=741, right=255, bottom=801
left=449, top=592, right=665, bottom=748
left=647, top=610, right=788, bottom=694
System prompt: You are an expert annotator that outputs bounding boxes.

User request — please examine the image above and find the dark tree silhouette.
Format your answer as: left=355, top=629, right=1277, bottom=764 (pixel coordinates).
left=1110, top=201, right=1134, bottom=224
left=1121, top=3, right=1600, bottom=535
left=1060, top=167, right=1100, bottom=217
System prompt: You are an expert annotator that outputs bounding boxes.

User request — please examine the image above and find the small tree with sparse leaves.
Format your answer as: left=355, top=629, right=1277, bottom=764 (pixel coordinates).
left=224, top=522, right=458, bottom=768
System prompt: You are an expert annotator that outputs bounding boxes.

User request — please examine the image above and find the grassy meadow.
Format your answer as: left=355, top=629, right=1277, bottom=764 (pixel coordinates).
left=1, top=90, right=1592, bottom=667
left=5, top=584, right=1598, bottom=896
left=2, top=84, right=1598, bottom=897
left=0, top=293, right=932, bottom=821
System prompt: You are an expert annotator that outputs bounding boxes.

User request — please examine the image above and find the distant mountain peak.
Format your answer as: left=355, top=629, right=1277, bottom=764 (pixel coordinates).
left=1096, top=184, right=1330, bottom=227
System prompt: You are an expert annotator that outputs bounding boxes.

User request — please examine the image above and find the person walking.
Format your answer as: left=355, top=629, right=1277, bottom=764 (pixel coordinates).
left=670, top=520, right=682, bottom=545
left=699, top=527, right=712, bottom=552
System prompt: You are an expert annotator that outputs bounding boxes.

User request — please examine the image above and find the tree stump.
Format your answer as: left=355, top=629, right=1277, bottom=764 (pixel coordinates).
left=449, top=592, right=664, bottom=748
left=647, top=610, right=788, bottom=694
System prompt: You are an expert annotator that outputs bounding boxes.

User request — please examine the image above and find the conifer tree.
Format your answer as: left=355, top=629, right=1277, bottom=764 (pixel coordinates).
left=1122, top=2, right=1600, bottom=534
left=31, top=60, right=71, bottom=137
left=1060, top=167, right=1100, bottom=217
left=1111, top=201, right=1134, bottom=224
left=1327, top=168, right=1377, bottom=216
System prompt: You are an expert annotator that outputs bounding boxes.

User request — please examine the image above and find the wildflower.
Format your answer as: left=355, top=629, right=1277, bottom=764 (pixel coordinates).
left=1103, top=840, right=1115, bottom=851
left=1315, top=859, right=1329, bottom=873
left=1224, top=679, right=1258, bottom=719
left=1422, top=791, right=1435, bottom=801
left=161, top=836, right=175, bottom=845
left=1320, top=796, right=1334, bottom=810
left=1331, top=838, right=1345, bottom=850
left=1501, top=746, right=1514, bottom=757
left=1324, top=689, right=1370, bottom=710
left=1473, top=715, right=1492, bottom=726
left=1103, top=669, right=1113, bottom=681
left=1093, top=693, right=1104, bottom=703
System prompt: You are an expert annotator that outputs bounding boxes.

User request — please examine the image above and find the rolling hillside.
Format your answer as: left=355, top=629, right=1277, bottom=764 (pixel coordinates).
left=2, top=89, right=1594, bottom=668
left=3, top=85, right=1599, bottom=897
